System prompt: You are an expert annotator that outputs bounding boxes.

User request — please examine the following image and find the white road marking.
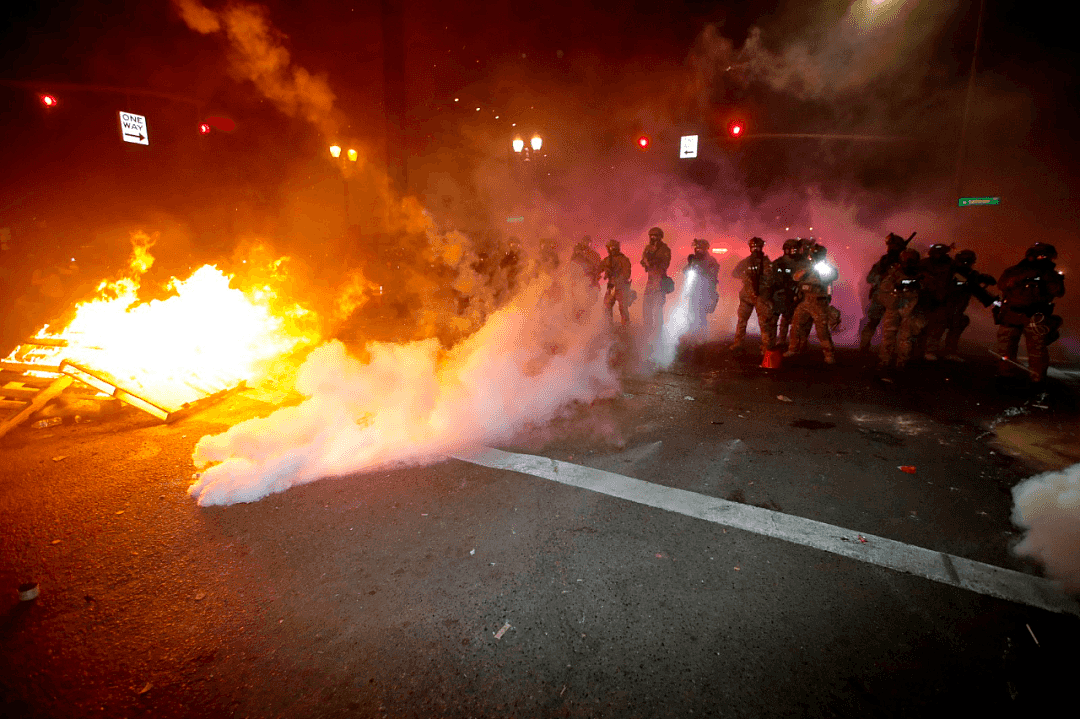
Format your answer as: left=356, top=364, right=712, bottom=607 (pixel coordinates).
left=454, top=448, right=1079, bottom=617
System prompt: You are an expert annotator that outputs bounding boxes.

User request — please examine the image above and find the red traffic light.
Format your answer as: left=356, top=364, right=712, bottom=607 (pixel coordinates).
left=199, top=122, right=211, bottom=135
left=728, top=120, right=745, bottom=138
left=637, top=135, right=650, bottom=149
left=40, top=94, right=57, bottom=108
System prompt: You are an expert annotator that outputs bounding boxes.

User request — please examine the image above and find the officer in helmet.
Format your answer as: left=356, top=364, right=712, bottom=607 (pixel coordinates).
left=917, top=243, right=955, bottom=359
left=600, top=239, right=634, bottom=325
left=923, top=249, right=997, bottom=361
left=995, top=243, right=1065, bottom=384
left=860, top=232, right=913, bottom=352
left=786, top=243, right=838, bottom=364
left=684, top=238, right=721, bottom=336
left=730, top=236, right=775, bottom=354
left=876, top=248, right=927, bottom=371
left=770, top=238, right=804, bottom=349
left=640, top=227, right=672, bottom=344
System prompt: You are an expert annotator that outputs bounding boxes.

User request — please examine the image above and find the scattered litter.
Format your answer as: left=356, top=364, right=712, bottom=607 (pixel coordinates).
left=115, top=510, right=125, bottom=515
left=421, top=513, right=428, bottom=516
left=882, top=377, right=894, bottom=384
left=1026, top=624, right=1040, bottom=647
left=949, top=486, right=959, bottom=492
left=32, top=417, right=62, bottom=429
left=51, top=456, right=67, bottom=462
left=493, top=621, right=511, bottom=640
left=737, top=414, right=747, bottom=419
left=777, top=395, right=792, bottom=402
left=1032, top=404, right=1049, bottom=410
left=684, top=396, right=695, bottom=401
left=710, top=420, right=723, bottom=425
left=17, top=582, right=39, bottom=601
left=858, top=535, right=868, bottom=544
left=622, top=393, right=634, bottom=399
left=194, top=592, right=205, bottom=601
left=50, top=539, right=60, bottom=545
left=469, top=549, right=475, bottom=556
left=489, top=562, right=495, bottom=566
left=560, top=685, right=567, bottom=696
left=137, top=683, right=152, bottom=695
left=898, top=466, right=917, bottom=474
left=733, top=565, right=741, bottom=571
left=655, top=552, right=666, bottom=559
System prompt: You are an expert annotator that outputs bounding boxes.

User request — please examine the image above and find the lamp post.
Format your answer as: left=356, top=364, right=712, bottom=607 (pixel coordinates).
left=329, top=144, right=359, bottom=223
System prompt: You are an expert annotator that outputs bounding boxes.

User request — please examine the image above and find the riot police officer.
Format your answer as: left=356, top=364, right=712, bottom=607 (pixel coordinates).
left=860, top=232, right=912, bottom=352
left=770, top=238, right=803, bottom=349
left=995, top=243, right=1065, bottom=384
left=786, top=243, right=838, bottom=364
left=601, top=239, right=634, bottom=325
left=640, top=227, right=672, bottom=343
left=924, top=249, right=997, bottom=361
left=731, top=237, right=775, bottom=354
left=684, top=238, right=721, bottom=336
left=876, top=248, right=927, bottom=370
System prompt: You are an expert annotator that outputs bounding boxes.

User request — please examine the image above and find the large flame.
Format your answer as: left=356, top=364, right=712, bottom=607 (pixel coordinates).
left=8, top=232, right=318, bottom=410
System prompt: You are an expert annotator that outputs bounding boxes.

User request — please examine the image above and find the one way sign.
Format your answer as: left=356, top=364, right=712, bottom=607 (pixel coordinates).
left=119, top=111, right=149, bottom=145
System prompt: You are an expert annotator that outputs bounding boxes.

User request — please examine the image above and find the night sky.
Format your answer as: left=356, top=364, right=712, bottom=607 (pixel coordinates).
left=1, top=0, right=1077, bottom=349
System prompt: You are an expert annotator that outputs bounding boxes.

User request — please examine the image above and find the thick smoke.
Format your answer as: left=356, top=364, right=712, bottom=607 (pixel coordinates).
left=1012, top=462, right=1080, bottom=591
left=189, top=270, right=619, bottom=505
left=172, top=0, right=339, bottom=138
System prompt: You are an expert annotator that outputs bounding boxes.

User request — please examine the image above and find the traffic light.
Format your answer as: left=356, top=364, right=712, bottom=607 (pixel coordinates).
left=728, top=120, right=745, bottom=138
left=637, top=135, right=650, bottom=149
left=199, top=122, right=212, bottom=135
left=40, top=93, right=58, bottom=108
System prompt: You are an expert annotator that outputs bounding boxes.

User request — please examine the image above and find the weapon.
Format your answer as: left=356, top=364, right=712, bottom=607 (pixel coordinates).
left=906, top=231, right=917, bottom=243
left=987, top=348, right=1029, bottom=372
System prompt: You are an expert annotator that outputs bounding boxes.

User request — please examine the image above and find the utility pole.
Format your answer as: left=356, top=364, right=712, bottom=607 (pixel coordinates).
left=954, top=0, right=987, bottom=244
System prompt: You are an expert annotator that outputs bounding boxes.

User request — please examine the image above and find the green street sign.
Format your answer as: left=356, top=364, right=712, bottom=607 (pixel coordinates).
left=958, top=197, right=1000, bottom=207
left=507, top=216, right=525, bottom=223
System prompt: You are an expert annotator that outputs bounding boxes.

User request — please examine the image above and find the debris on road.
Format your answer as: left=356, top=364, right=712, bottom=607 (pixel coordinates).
left=51, top=456, right=67, bottom=462
left=32, top=417, right=62, bottom=429
left=777, top=395, right=792, bottom=402
left=50, top=539, right=60, bottom=545
left=858, top=535, right=868, bottom=544
left=469, top=549, right=475, bottom=556
left=493, top=621, right=511, bottom=640
left=18, top=582, right=39, bottom=601
left=898, top=466, right=917, bottom=474
left=684, top=396, right=695, bottom=401
left=138, top=682, right=152, bottom=695
left=194, top=592, right=205, bottom=601
left=1026, top=624, right=1040, bottom=646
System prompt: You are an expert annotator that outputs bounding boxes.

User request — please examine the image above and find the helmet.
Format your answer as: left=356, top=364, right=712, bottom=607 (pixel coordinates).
left=955, top=249, right=976, bottom=265
left=885, top=233, right=908, bottom=249
left=692, top=238, right=710, bottom=251
left=1026, top=243, right=1057, bottom=261
left=579, top=234, right=592, bottom=247
left=748, top=236, right=764, bottom=248
left=899, top=248, right=921, bottom=266
left=809, top=243, right=827, bottom=261
left=648, top=227, right=664, bottom=240
left=606, top=239, right=621, bottom=252
left=928, top=243, right=950, bottom=259
left=782, top=239, right=800, bottom=253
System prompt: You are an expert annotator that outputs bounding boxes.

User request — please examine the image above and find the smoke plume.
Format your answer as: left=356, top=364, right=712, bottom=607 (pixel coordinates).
left=1012, top=462, right=1080, bottom=591
left=189, top=270, right=619, bottom=505
left=172, top=0, right=338, bottom=138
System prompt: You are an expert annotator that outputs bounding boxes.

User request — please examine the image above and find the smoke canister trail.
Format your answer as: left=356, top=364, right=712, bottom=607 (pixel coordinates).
left=1012, top=462, right=1080, bottom=591
left=651, top=269, right=699, bottom=367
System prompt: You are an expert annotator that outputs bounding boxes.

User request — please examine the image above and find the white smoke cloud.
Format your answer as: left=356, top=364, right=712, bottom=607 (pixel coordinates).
left=1012, top=462, right=1080, bottom=591
left=188, top=271, right=619, bottom=505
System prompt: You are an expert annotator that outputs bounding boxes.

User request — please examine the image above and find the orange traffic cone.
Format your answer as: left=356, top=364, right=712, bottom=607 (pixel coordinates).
left=760, top=349, right=783, bottom=369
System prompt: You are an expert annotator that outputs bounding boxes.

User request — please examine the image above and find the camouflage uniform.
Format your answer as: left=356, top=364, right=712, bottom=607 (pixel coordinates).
left=995, top=244, right=1066, bottom=383
left=640, top=228, right=672, bottom=342
left=601, top=241, right=634, bottom=325
left=859, top=233, right=910, bottom=351
left=769, top=239, right=803, bottom=348
left=569, top=236, right=603, bottom=321
left=731, top=238, right=775, bottom=353
left=917, top=244, right=955, bottom=360
left=787, top=248, right=837, bottom=363
left=876, top=251, right=926, bottom=369
left=684, top=240, right=721, bottom=336
left=924, top=250, right=997, bottom=359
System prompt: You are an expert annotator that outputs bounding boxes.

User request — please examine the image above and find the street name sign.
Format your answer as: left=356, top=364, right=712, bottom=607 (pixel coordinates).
left=958, top=196, right=1000, bottom=207
left=680, top=134, right=698, bottom=159
left=507, top=216, right=524, bottom=223
left=119, top=111, right=149, bottom=145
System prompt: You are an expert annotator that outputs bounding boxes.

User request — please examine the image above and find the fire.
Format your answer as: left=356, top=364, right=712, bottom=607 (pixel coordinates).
left=9, top=233, right=318, bottom=411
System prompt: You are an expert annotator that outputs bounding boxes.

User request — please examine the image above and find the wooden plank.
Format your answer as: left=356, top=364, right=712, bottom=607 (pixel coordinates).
left=60, top=362, right=171, bottom=422
left=0, top=375, right=73, bottom=440
left=0, top=399, right=27, bottom=410
left=0, top=361, right=62, bottom=374
left=0, top=372, right=55, bottom=388
left=22, top=337, right=69, bottom=347
left=0, top=387, right=39, bottom=400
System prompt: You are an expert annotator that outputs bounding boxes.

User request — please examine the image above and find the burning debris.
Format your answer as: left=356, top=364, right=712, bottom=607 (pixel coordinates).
left=1, top=232, right=318, bottom=435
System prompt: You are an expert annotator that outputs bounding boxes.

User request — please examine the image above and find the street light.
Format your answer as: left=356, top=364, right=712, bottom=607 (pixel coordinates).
left=347, top=148, right=358, bottom=162
left=530, top=136, right=542, bottom=151
left=512, top=138, right=525, bottom=153
left=40, top=93, right=57, bottom=108
left=329, top=145, right=342, bottom=158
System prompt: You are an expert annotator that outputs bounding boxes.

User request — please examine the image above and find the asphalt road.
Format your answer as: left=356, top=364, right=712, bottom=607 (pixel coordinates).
left=2, top=342, right=1079, bottom=719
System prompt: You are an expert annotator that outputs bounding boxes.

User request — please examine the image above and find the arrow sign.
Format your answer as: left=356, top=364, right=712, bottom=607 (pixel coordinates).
left=119, top=111, right=149, bottom=146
